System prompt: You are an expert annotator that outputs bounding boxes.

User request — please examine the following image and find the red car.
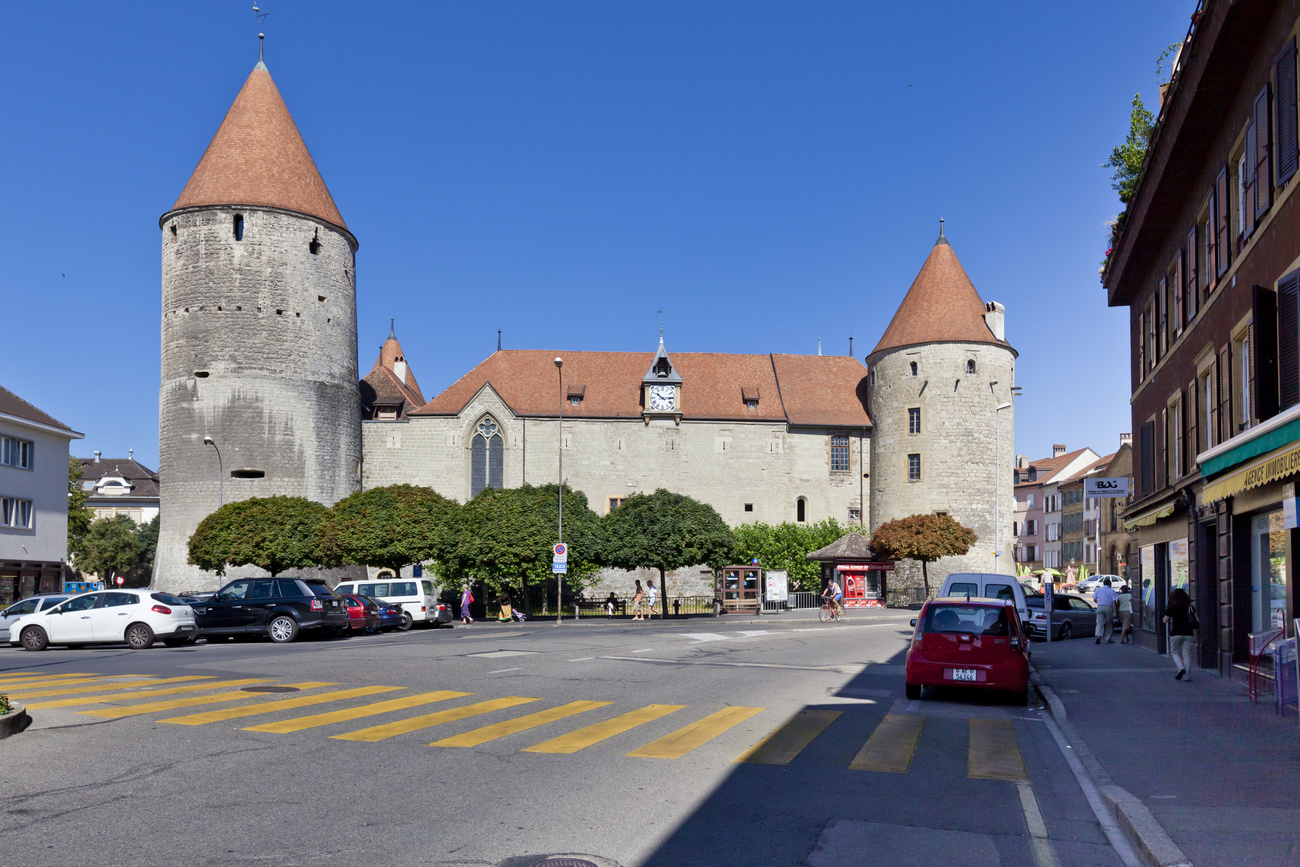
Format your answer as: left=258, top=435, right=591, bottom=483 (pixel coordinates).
left=340, top=594, right=382, bottom=634
left=905, top=597, right=1030, bottom=704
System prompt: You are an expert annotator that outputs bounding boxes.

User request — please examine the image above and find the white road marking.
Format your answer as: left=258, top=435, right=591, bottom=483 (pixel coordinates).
left=681, top=633, right=730, bottom=642
left=738, top=630, right=773, bottom=637
left=568, top=657, right=594, bottom=662
left=488, top=668, right=522, bottom=674
left=632, top=648, right=654, bottom=653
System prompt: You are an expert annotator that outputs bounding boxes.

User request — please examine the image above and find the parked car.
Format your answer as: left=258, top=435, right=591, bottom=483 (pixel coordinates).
left=1, top=594, right=70, bottom=635
left=8, top=590, right=199, bottom=651
left=191, top=577, right=349, bottom=643
left=1025, top=592, right=1098, bottom=640
left=340, top=594, right=382, bottom=634
left=905, top=597, right=1030, bottom=704
left=333, top=578, right=448, bottom=629
left=362, top=595, right=405, bottom=632
left=937, top=572, right=1031, bottom=628
left=1076, top=574, right=1125, bottom=595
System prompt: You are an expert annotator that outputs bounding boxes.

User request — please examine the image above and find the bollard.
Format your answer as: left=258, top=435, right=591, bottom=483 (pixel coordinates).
left=573, top=603, right=580, bottom=620
left=673, top=598, right=680, bottom=617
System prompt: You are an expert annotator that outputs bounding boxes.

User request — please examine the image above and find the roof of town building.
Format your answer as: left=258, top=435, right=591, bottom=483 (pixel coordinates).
left=170, top=63, right=348, bottom=234
left=76, top=457, right=160, bottom=501
left=411, top=349, right=872, bottom=426
left=1013, top=447, right=1095, bottom=489
left=0, top=385, right=73, bottom=431
left=360, top=326, right=426, bottom=419
left=870, top=230, right=1012, bottom=357
left=1059, top=452, right=1118, bottom=486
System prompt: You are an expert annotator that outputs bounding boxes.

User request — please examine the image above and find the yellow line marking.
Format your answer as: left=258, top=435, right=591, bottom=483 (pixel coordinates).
left=627, top=706, right=764, bottom=759
left=24, top=679, right=277, bottom=710
left=76, top=683, right=336, bottom=719
left=160, top=686, right=405, bottom=725
left=246, top=690, right=472, bottom=733
left=525, top=704, right=685, bottom=754
left=849, top=713, right=926, bottom=773
left=734, top=709, right=842, bottom=764
left=0, top=672, right=96, bottom=680
left=431, top=701, right=611, bottom=748
left=5, top=676, right=212, bottom=699
left=4, top=675, right=155, bottom=693
left=334, top=696, right=539, bottom=742
left=968, top=719, right=1027, bottom=781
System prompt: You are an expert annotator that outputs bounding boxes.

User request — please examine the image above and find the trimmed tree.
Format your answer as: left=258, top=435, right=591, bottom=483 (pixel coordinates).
left=76, top=515, right=142, bottom=585
left=67, top=456, right=93, bottom=557
left=187, top=495, right=329, bottom=578
left=732, top=519, right=857, bottom=591
left=869, top=513, right=977, bottom=598
left=316, top=484, right=458, bottom=575
left=602, top=489, right=734, bottom=617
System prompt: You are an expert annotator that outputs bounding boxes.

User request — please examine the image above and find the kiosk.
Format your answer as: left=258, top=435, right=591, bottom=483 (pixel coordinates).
left=805, top=533, right=894, bottom=608
left=717, top=565, right=763, bottom=615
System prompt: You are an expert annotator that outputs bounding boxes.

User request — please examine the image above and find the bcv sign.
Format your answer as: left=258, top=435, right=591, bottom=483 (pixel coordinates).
left=1085, top=477, right=1129, bottom=498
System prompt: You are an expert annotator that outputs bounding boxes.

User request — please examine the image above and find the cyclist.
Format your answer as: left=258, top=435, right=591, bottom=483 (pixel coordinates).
left=822, top=578, right=844, bottom=618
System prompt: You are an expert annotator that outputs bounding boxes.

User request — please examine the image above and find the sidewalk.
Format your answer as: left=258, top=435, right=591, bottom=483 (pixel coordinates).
left=1030, top=635, right=1300, bottom=867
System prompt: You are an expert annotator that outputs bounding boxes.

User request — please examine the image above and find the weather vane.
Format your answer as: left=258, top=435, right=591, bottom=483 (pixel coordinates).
left=657, top=307, right=664, bottom=338
left=253, top=4, right=270, bottom=61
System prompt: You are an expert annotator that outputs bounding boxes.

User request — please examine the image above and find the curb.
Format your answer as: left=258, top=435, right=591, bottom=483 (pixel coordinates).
left=0, top=702, right=32, bottom=740
left=1030, top=669, right=1192, bottom=867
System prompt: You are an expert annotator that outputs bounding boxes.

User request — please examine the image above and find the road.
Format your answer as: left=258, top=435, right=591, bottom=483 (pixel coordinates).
left=1, top=611, right=1126, bottom=866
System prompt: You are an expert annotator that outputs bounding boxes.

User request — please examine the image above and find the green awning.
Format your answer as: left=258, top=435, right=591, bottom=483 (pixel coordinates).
left=1201, top=417, right=1300, bottom=477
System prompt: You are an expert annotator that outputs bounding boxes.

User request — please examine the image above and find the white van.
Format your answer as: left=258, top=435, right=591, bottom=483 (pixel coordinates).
left=937, top=573, right=1030, bottom=627
left=333, top=578, right=450, bottom=629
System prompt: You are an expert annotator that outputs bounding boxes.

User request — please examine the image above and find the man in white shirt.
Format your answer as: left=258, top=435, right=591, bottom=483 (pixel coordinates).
left=1093, top=578, right=1118, bottom=645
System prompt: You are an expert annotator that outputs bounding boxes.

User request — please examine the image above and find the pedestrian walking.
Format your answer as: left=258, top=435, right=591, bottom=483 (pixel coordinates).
left=632, top=580, right=645, bottom=621
left=1093, top=577, right=1117, bottom=644
left=1116, top=583, right=1133, bottom=644
left=1163, top=587, right=1197, bottom=681
left=460, top=584, right=474, bottom=625
left=605, top=591, right=617, bottom=619
left=647, top=581, right=659, bottom=619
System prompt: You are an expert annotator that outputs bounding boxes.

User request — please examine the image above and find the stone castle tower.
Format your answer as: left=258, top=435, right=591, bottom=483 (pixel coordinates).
left=868, top=224, right=1017, bottom=589
left=153, top=61, right=362, bottom=592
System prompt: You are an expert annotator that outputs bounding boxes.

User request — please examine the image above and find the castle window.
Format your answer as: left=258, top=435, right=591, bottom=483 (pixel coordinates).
left=608, top=497, right=625, bottom=512
left=309, top=230, right=321, bottom=255
left=230, top=468, right=265, bottom=479
left=233, top=214, right=244, bottom=241
left=318, top=295, right=326, bottom=303
left=796, top=497, right=807, bottom=523
left=907, top=453, right=921, bottom=482
left=908, top=407, right=921, bottom=435
left=744, top=503, right=754, bottom=512
left=966, top=359, right=977, bottom=374
left=830, top=436, right=850, bottom=472
left=848, top=507, right=861, bottom=523
left=169, top=224, right=177, bottom=238
left=194, top=371, right=210, bottom=378
left=471, top=416, right=504, bottom=497
left=909, top=361, right=918, bottom=376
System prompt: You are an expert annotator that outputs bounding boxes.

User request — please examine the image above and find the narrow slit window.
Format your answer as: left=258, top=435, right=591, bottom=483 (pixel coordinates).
left=230, top=468, right=265, bottom=479
left=233, top=214, right=244, bottom=241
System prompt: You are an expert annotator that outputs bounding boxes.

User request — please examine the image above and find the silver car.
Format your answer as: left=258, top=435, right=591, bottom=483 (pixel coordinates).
left=1, top=595, right=69, bottom=638
left=1026, top=592, right=1097, bottom=640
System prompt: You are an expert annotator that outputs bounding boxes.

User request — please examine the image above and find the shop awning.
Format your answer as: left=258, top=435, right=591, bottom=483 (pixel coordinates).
left=1123, top=502, right=1176, bottom=530
left=1201, top=439, right=1300, bottom=504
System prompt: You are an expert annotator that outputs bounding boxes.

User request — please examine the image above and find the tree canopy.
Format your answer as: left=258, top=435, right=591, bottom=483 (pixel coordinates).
left=187, top=496, right=329, bottom=577
left=67, top=456, right=93, bottom=557
left=315, top=484, right=458, bottom=574
left=75, top=514, right=142, bottom=582
left=1103, top=93, right=1155, bottom=206
left=135, top=514, right=160, bottom=567
left=732, top=519, right=857, bottom=591
left=602, top=489, right=734, bottom=615
left=869, top=513, right=977, bottom=597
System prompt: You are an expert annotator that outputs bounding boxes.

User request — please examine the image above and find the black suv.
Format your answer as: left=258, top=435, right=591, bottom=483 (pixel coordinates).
left=192, top=577, right=349, bottom=643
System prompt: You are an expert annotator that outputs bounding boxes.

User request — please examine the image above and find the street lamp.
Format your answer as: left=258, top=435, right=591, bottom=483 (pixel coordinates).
left=202, top=436, right=223, bottom=509
left=555, top=356, right=564, bottom=626
left=993, top=403, right=1013, bottom=573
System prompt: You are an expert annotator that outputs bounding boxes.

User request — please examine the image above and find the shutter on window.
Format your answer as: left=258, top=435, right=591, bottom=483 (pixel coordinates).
left=1158, top=278, right=1167, bottom=356
left=1186, top=379, right=1198, bottom=468
left=1138, top=310, right=1147, bottom=376
left=1245, top=117, right=1258, bottom=237
left=1218, top=345, right=1233, bottom=442
left=1208, top=357, right=1219, bottom=449
left=1140, top=422, right=1155, bottom=493
left=1186, top=227, right=1198, bottom=318
left=1279, top=270, right=1300, bottom=409
left=1277, top=39, right=1298, bottom=185
left=1174, top=255, right=1184, bottom=333
left=1206, top=192, right=1219, bottom=292
left=1160, top=406, right=1169, bottom=489
left=1216, top=167, right=1231, bottom=276
left=1254, top=285, right=1279, bottom=421
left=1255, top=84, right=1273, bottom=221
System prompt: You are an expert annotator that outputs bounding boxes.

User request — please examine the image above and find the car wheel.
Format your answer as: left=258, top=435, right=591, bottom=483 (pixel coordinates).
left=20, top=625, right=48, bottom=652
left=1059, top=621, right=1073, bottom=641
left=268, top=615, right=299, bottom=644
left=126, top=623, right=155, bottom=649
left=398, top=612, right=413, bottom=632
left=905, top=683, right=921, bottom=700
left=363, top=623, right=379, bottom=635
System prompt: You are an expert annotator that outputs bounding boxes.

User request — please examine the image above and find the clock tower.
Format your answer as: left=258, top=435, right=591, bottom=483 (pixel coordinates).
left=641, top=333, right=683, bottom=424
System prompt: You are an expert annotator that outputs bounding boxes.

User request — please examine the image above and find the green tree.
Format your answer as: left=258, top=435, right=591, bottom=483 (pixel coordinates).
left=67, top=456, right=93, bottom=556
left=187, top=496, right=329, bottom=577
left=1103, top=93, right=1155, bottom=205
left=868, top=513, right=977, bottom=598
left=732, top=519, right=858, bottom=591
left=76, top=515, right=141, bottom=583
left=135, top=514, right=160, bottom=567
left=439, top=485, right=603, bottom=605
left=602, top=489, right=734, bottom=617
left=316, top=484, right=458, bottom=575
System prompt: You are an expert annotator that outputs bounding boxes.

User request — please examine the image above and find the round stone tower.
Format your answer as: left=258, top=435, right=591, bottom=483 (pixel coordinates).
left=153, top=60, right=361, bottom=592
left=868, top=224, right=1017, bottom=590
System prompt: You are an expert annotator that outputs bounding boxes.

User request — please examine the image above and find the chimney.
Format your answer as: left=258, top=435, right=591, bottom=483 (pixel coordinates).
left=1053, top=444, right=1067, bottom=457
left=1119, top=432, right=1132, bottom=445
left=93, top=450, right=101, bottom=462
left=128, top=448, right=134, bottom=461
left=1015, top=454, right=1029, bottom=469
left=983, top=301, right=1006, bottom=341
left=393, top=356, right=407, bottom=385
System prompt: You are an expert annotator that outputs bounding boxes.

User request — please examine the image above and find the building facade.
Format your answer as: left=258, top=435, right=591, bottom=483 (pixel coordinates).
left=1097, top=440, right=1135, bottom=580
left=78, top=452, right=160, bottom=526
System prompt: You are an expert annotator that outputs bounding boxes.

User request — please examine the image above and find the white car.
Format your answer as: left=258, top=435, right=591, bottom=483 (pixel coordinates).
left=1, top=594, right=70, bottom=635
left=9, top=590, right=200, bottom=651
left=333, top=578, right=450, bottom=629
left=1076, top=575, right=1126, bottom=595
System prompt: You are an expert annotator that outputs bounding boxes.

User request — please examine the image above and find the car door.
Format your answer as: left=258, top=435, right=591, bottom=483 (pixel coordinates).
left=238, top=580, right=278, bottom=632
left=45, top=594, right=101, bottom=643
left=91, top=592, right=142, bottom=641
left=1, top=598, right=40, bottom=634
left=202, top=579, right=252, bottom=632
left=1070, top=596, right=1097, bottom=635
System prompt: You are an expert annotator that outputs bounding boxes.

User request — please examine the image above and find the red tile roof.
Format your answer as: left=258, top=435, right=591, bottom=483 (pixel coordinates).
left=870, top=235, right=1011, bottom=356
left=170, top=64, right=348, bottom=234
left=361, top=332, right=426, bottom=419
left=412, top=350, right=871, bottom=426
left=1013, top=447, right=1095, bottom=488
left=0, top=385, right=72, bottom=431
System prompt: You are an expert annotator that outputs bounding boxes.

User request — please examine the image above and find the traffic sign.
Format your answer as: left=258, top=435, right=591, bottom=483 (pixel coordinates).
left=552, top=562, right=568, bottom=573
left=115, top=576, right=125, bottom=586
left=553, top=543, right=568, bottom=564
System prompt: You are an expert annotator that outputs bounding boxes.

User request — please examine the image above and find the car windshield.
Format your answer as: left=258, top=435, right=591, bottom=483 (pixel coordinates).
left=56, top=594, right=101, bottom=613
left=151, top=593, right=189, bottom=605
left=306, top=582, right=336, bottom=598
left=924, top=604, right=1009, bottom=637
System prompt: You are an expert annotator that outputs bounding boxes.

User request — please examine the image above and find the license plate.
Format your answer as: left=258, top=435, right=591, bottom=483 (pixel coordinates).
left=951, top=668, right=978, bottom=682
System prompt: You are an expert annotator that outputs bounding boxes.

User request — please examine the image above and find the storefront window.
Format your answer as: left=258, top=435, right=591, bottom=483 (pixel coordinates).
left=1169, top=539, right=1189, bottom=594
left=1250, top=511, right=1288, bottom=632
left=1140, top=545, right=1157, bottom=628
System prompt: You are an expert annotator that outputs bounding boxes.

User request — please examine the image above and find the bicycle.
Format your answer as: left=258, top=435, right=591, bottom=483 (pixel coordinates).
left=819, top=598, right=845, bottom=623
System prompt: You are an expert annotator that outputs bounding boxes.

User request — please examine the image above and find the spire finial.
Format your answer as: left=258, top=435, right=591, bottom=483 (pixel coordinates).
left=657, top=307, right=664, bottom=340
left=936, top=216, right=949, bottom=246
left=497, top=330, right=502, bottom=351
left=388, top=318, right=395, bottom=340
left=253, top=4, right=269, bottom=64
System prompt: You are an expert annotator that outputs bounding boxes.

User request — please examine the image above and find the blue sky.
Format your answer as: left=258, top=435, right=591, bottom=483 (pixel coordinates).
left=1, top=2, right=1191, bottom=470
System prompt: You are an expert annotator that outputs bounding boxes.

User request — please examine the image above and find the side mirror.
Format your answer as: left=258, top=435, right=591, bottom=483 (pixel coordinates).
left=909, top=619, right=917, bottom=627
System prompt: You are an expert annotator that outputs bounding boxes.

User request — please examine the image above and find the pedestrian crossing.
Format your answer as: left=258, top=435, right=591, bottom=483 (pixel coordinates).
left=0, top=669, right=1027, bottom=776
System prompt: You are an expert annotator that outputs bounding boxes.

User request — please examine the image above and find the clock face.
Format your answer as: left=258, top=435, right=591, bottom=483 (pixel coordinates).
left=648, top=385, right=676, bottom=411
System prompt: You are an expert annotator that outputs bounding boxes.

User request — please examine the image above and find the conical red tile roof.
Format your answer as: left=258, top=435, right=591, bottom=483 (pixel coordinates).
left=870, top=235, right=1009, bottom=356
left=171, top=63, right=348, bottom=233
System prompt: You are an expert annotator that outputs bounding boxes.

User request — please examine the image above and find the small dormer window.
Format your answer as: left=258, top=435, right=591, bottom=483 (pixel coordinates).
left=567, top=384, right=586, bottom=406
left=742, top=386, right=760, bottom=410
left=655, top=357, right=672, bottom=378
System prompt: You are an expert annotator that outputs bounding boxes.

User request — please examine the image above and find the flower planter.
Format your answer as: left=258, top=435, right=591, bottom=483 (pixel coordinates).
left=0, top=702, right=32, bottom=740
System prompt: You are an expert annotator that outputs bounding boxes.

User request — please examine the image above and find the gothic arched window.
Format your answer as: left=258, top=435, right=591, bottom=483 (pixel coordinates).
left=471, top=416, right=504, bottom=497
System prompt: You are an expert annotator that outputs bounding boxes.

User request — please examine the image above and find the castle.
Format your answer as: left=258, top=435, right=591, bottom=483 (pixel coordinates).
left=152, top=60, right=1017, bottom=595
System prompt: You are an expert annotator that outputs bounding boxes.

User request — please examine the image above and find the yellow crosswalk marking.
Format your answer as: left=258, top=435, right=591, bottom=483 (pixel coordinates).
left=432, top=700, right=611, bottom=748
left=160, top=686, right=405, bottom=725
left=850, top=713, right=925, bottom=773
left=968, top=719, right=1027, bottom=781
left=627, top=706, right=764, bottom=759
left=4, top=675, right=154, bottom=694
left=525, top=704, right=685, bottom=754
left=246, top=690, right=472, bottom=734
left=77, top=683, right=337, bottom=719
left=24, top=679, right=279, bottom=710
left=0, top=672, right=95, bottom=680
left=6, top=676, right=212, bottom=700
left=334, top=696, right=539, bottom=743
left=734, top=709, right=841, bottom=765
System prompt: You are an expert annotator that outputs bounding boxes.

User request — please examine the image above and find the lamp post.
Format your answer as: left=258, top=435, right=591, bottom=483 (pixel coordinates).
left=555, top=356, right=564, bottom=626
left=202, top=436, right=223, bottom=510
left=993, top=403, right=1013, bottom=573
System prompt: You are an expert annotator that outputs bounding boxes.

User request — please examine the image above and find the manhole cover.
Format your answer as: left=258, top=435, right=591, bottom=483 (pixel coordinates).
left=240, top=686, right=300, bottom=693
left=533, top=860, right=599, bottom=867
